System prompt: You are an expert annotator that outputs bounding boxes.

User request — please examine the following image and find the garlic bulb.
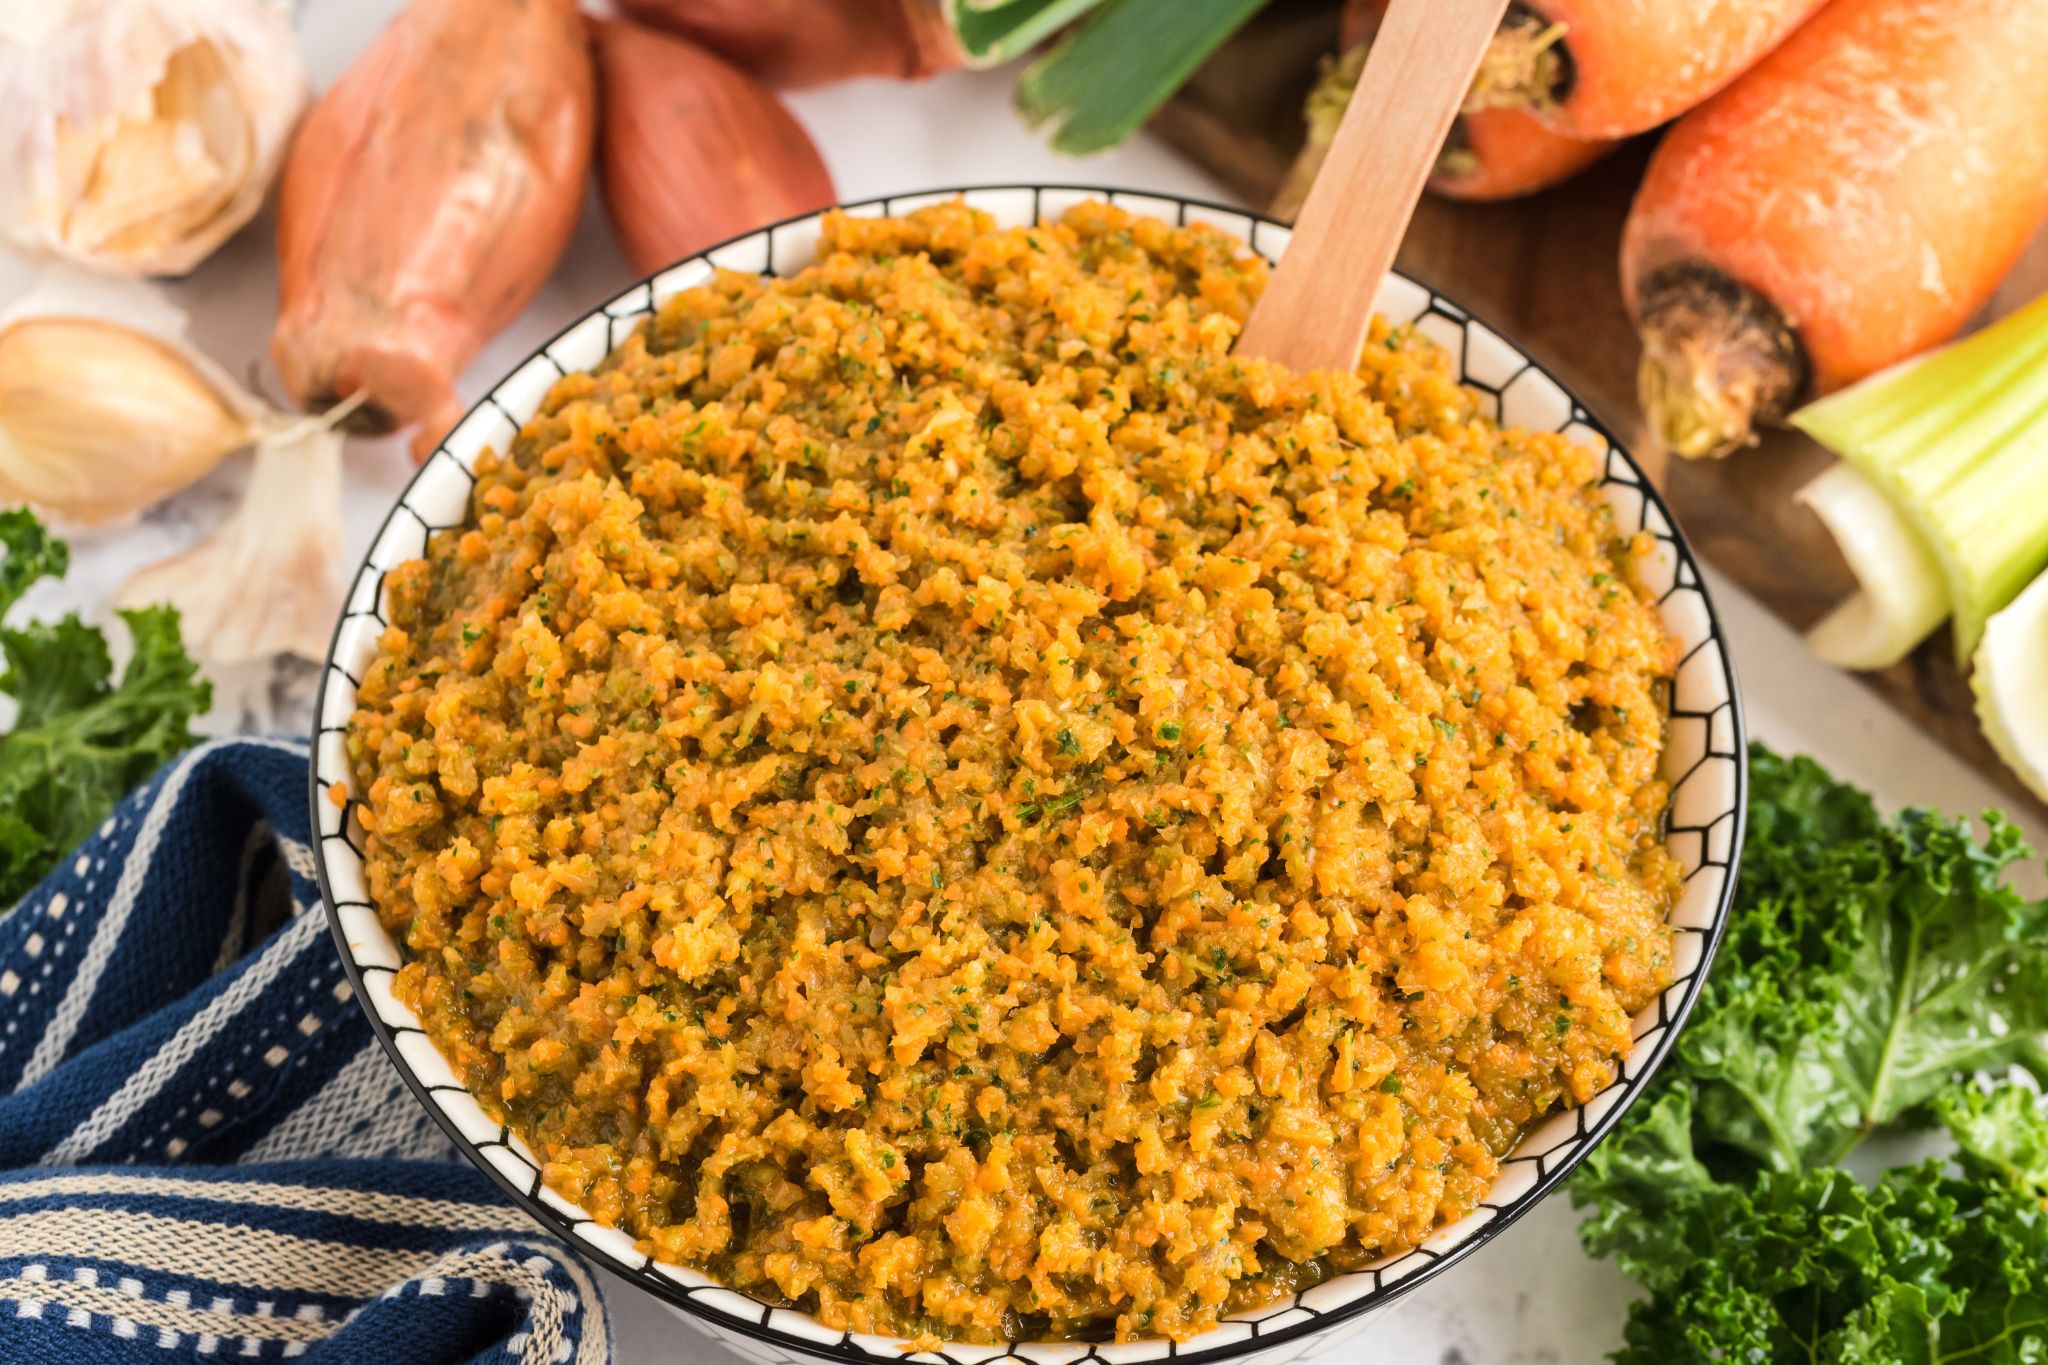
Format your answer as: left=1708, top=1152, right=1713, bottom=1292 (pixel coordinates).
left=0, top=0, right=308, bottom=276
left=117, top=413, right=346, bottom=666
left=0, top=313, right=262, bottom=525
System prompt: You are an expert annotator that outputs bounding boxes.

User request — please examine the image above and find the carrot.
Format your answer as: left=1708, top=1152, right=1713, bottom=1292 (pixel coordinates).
left=1429, top=104, right=1612, bottom=203
left=1371, top=0, right=1619, bottom=202
left=1471, top=0, right=1826, bottom=138
left=614, top=0, right=960, bottom=88
left=1275, top=0, right=1609, bottom=214
left=1623, top=0, right=2048, bottom=459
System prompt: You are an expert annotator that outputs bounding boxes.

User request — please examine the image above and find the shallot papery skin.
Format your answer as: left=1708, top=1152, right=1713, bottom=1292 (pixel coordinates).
left=614, top=0, right=961, bottom=88
left=591, top=17, right=836, bottom=278
left=270, top=0, right=595, bottom=457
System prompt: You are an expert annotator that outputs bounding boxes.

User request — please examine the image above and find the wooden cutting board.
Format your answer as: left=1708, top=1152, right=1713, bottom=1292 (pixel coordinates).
left=1152, top=0, right=2048, bottom=818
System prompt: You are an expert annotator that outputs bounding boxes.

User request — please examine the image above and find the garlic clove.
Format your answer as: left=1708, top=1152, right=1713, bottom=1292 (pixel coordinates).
left=0, top=262, right=196, bottom=337
left=116, top=417, right=346, bottom=666
left=65, top=43, right=246, bottom=263
left=0, top=315, right=258, bottom=525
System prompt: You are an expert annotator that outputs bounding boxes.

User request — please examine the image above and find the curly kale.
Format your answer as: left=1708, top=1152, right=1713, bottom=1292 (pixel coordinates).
left=0, top=510, right=210, bottom=905
left=1573, top=744, right=2048, bottom=1362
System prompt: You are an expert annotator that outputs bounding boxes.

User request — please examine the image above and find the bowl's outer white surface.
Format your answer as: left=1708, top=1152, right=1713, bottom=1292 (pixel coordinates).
left=311, top=186, right=1744, bottom=1365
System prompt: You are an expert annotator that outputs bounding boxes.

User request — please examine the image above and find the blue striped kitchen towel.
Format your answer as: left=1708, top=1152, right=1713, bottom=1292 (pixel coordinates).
left=0, top=737, right=609, bottom=1363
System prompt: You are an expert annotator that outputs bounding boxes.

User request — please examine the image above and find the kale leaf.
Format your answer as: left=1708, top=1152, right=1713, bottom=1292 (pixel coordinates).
left=0, top=508, right=67, bottom=617
left=0, top=510, right=210, bottom=905
left=1670, top=747, right=2048, bottom=1172
left=1938, top=1083, right=2048, bottom=1205
left=1573, top=743, right=2048, bottom=1362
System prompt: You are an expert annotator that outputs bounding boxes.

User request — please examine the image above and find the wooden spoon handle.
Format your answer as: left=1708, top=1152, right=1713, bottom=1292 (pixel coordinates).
left=1236, top=0, right=1511, bottom=373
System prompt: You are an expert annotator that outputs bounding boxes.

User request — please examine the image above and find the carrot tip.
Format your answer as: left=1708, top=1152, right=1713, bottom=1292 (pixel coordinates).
left=1435, top=128, right=1480, bottom=182
left=1464, top=8, right=1570, bottom=117
left=1636, top=264, right=1808, bottom=461
left=1639, top=349, right=1757, bottom=461
left=1276, top=40, right=1507, bottom=220
left=1272, top=45, right=1368, bottom=223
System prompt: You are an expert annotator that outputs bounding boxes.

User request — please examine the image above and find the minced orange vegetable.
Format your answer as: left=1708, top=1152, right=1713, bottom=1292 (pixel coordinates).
left=348, top=200, right=1678, bottom=1345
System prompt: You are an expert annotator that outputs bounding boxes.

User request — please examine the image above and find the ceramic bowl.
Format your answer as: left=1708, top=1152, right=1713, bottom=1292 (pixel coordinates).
left=310, top=184, right=1746, bottom=1365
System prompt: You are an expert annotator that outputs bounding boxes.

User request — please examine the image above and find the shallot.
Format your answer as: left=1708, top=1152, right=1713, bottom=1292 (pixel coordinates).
left=590, top=17, right=835, bottom=278
left=270, top=0, right=596, bottom=460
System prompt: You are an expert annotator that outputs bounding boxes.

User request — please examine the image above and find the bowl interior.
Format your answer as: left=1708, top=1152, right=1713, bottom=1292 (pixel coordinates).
left=310, top=185, right=1744, bottom=1365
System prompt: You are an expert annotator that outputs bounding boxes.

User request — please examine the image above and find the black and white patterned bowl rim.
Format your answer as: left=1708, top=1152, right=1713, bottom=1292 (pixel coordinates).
left=311, top=185, right=1746, bottom=1365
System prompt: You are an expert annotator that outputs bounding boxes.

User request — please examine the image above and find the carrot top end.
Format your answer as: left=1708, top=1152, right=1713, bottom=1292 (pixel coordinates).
left=1637, top=264, right=1807, bottom=461
left=1463, top=7, right=1569, bottom=117
left=1271, top=44, right=1369, bottom=223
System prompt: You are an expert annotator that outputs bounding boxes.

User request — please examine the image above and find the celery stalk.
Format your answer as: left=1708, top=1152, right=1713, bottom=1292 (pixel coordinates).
left=1793, top=290, right=2048, bottom=664
left=1974, top=568, right=2048, bottom=807
left=1794, top=464, right=1947, bottom=669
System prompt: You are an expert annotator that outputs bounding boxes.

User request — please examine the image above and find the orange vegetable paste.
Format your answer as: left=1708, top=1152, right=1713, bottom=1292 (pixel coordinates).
left=348, top=201, right=1679, bottom=1345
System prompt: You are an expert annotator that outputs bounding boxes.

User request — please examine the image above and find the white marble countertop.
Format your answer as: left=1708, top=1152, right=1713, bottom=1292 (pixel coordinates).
left=7, top=6, right=2040, bottom=1361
